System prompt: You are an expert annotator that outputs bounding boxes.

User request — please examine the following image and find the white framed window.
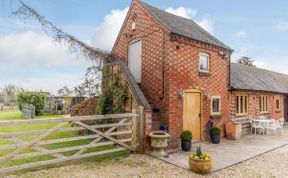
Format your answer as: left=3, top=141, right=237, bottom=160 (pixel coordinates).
left=211, top=96, right=221, bottom=115
left=199, top=52, right=209, bottom=73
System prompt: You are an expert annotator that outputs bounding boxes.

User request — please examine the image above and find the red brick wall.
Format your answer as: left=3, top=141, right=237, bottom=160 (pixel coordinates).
left=166, top=38, right=232, bottom=147
left=113, top=1, right=232, bottom=148
left=112, top=1, right=170, bottom=131
left=232, top=91, right=284, bottom=120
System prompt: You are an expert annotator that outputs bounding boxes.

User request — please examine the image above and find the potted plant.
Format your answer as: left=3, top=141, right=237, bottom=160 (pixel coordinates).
left=149, top=131, right=170, bottom=157
left=180, top=130, right=192, bottom=151
left=189, top=144, right=212, bottom=174
left=210, top=126, right=221, bottom=144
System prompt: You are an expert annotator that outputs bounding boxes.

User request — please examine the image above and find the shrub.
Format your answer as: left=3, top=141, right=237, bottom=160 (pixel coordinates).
left=17, top=92, right=46, bottom=116
left=180, top=130, right=192, bottom=141
left=210, top=126, right=221, bottom=135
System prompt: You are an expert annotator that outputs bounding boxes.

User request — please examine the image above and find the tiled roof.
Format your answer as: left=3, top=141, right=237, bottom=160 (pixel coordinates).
left=231, top=63, right=288, bottom=94
left=138, top=0, right=232, bottom=50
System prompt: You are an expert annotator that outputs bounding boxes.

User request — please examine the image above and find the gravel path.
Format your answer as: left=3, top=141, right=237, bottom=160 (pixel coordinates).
left=4, top=145, right=288, bottom=178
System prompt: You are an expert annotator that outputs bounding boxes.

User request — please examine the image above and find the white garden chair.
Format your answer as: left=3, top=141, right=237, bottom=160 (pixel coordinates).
left=249, top=118, right=254, bottom=133
left=265, top=121, right=278, bottom=136
left=275, top=118, right=285, bottom=134
left=250, top=119, right=264, bottom=135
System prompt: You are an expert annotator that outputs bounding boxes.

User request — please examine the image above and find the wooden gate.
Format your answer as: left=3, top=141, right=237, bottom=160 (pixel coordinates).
left=0, top=113, right=138, bottom=174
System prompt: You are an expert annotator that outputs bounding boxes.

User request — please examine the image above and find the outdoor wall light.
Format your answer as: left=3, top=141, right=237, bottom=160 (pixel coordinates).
left=179, top=91, right=184, bottom=98
left=204, top=93, right=211, bottom=100
left=219, top=51, right=224, bottom=55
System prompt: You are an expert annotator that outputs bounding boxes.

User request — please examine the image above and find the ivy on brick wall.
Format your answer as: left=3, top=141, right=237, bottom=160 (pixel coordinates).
left=96, top=66, right=128, bottom=115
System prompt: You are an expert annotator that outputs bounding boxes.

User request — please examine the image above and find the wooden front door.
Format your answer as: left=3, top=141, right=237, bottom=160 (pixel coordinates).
left=183, top=92, right=201, bottom=141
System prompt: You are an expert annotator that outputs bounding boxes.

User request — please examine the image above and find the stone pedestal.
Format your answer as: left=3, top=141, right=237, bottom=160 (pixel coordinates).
left=149, top=131, right=170, bottom=157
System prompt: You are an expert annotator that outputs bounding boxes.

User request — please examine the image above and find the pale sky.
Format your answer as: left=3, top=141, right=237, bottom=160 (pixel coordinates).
left=0, top=0, right=288, bottom=94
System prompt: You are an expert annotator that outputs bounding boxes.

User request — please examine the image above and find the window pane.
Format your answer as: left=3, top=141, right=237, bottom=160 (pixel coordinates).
left=213, top=99, right=219, bottom=112
left=236, top=96, right=239, bottom=113
left=199, top=54, right=208, bottom=72
left=276, top=100, right=280, bottom=110
left=259, top=97, right=262, bottom=112
left=266, top=97, right=268, bottom=111
left=240, top=96, right=243, bottom=113
left=244, top=96, right=247, bottom=113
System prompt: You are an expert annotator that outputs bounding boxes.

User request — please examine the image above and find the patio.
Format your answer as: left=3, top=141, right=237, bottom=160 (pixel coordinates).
left=160, top=125, right=288, bottom=172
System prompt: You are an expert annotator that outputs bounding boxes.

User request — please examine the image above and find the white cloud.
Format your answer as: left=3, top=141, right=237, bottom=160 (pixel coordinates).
left=165, top=7, right=197, bottom=19
left=197, top=17, right=214, bottom=34
left=0, top=31, right=85, bottom=69
left=165, top=7, right=214, bottom=34
left=93, top=7, right=129, bottom=50
left=253, top=55, right=288, bottom=74
left=0, top=31, right=91, bottom=93
left=277, top=20, right=288, bottom=30
left=234, top=31, right=247, bottom=38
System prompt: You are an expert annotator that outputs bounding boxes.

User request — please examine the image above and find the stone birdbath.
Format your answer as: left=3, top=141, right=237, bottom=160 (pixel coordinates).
left=149, top=131, right=170, bottom=157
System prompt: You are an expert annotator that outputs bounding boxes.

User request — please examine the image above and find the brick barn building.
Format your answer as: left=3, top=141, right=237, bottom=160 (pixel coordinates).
left=112, top=0, right=288, bottom=148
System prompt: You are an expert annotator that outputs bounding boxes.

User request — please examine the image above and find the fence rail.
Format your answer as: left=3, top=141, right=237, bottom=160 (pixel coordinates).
left=0, top=112, right=138, bottom=174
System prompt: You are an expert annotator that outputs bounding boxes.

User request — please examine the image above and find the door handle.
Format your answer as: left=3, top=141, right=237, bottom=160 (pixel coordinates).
left=199, top=113, right=201, bottom=118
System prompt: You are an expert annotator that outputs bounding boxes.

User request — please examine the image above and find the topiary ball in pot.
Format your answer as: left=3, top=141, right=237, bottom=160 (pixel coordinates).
left=210, top=126, right=221, bottom=144
left=180, top=130, right=192, bottom=151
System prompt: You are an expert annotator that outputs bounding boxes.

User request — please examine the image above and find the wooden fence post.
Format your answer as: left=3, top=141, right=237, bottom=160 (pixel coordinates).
left=137, top=106, right=145, bottom=154
left=131, top=109, right=138, bottom=151
left=31, top=104, right=35, bottom=119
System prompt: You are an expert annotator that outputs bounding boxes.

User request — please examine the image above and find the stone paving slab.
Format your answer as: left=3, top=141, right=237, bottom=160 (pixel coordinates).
left=160, top=126, right=288, bottom=172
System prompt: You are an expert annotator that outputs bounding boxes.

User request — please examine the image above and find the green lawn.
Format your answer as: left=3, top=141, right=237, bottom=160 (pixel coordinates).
left=0, top=110, right=128, bottom=173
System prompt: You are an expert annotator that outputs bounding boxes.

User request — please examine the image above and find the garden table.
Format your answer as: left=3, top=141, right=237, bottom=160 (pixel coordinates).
left=254, top=119, right=277, bottom=135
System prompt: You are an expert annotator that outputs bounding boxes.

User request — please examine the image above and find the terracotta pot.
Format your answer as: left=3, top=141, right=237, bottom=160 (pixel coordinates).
left=226, top=122, right=242, bottom=140
left=189, top=157, right=213, bottom=174
left=149, top=131, right=170, bottom=157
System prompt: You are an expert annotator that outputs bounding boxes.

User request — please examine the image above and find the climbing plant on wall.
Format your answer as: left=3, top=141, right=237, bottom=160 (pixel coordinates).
left=96, top=67, right=128, bottom=115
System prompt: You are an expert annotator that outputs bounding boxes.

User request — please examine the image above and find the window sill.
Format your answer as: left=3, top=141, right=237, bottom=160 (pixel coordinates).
left=236, top=113, right=248, bottom=117
left=199, top=72, right=210, bottom=77
left=276, top=110, right=281, bottom=113
left=210, top=114, right=221, bottom=119
left=259, top=112, right=271, bottom=115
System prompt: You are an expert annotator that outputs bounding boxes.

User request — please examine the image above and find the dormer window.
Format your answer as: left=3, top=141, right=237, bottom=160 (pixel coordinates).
left=199, top=52, right=209, bottom=73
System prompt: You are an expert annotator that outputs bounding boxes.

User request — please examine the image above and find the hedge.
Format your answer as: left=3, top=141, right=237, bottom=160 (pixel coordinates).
left=17, top=92, right=46, bottom=116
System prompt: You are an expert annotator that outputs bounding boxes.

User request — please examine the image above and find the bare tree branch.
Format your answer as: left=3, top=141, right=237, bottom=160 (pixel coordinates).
left=12, top=0, right=115, bottom=63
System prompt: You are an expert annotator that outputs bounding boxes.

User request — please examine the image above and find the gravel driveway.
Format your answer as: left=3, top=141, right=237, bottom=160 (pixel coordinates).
left=4, top=145, right=288, bottom=178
